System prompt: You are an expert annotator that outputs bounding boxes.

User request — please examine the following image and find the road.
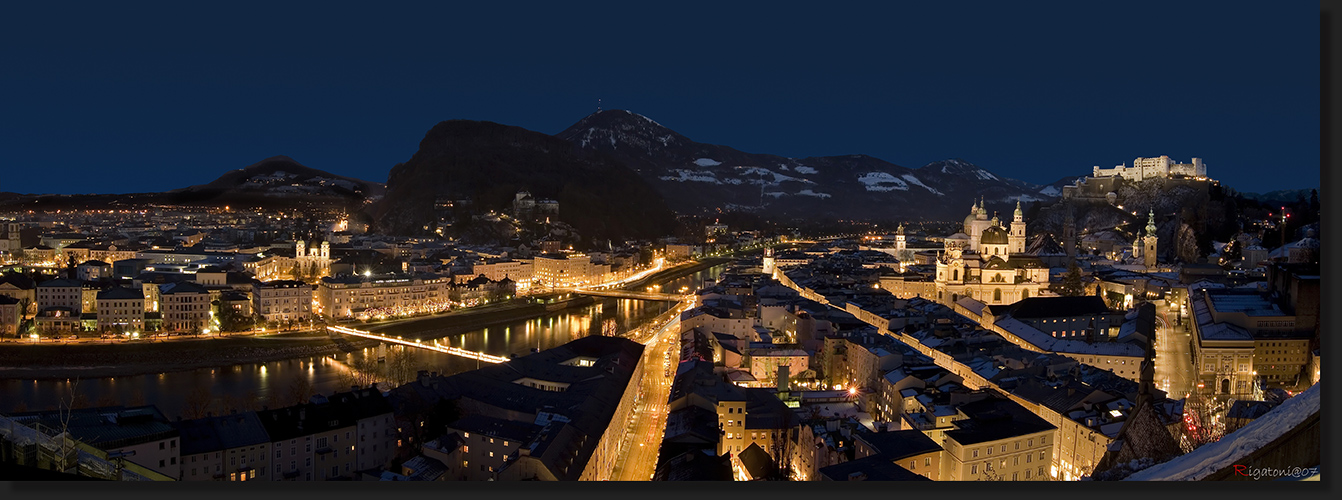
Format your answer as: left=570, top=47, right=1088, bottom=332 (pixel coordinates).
left=1153, top=302, right=1195, bottom=400
left=609, top=304, right=685, bottom=481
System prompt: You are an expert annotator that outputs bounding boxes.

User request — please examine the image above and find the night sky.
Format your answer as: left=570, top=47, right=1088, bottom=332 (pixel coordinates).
left=0, top=1, right=1319, bottom=196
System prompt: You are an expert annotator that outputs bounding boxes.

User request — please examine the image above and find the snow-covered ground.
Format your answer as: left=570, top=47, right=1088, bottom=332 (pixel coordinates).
left=1125, top=383, right=1320, bottom=481
left=796, top=189, right=831, bottom=198
left=794, top=166, right=817, bottom=174
left=857, top=172, right=910, bottom=192
left=900, top=174, right=943, bottom=195
left=659, top=169, right=722, bottom=184
left=693, top=158, right=721, bottom=167
left=735, top=166, right=812, bottom=185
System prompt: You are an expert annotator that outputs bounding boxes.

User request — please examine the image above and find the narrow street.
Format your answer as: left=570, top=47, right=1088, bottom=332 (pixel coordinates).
left=1153, top=302, right=1195, bottom=400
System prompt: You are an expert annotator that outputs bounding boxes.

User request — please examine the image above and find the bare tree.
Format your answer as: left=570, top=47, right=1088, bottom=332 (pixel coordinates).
left=1179, top=387, right=1228, bottom=453
left=54, top=378, right=82, bottom=474
left=286, top=377, right=314, bottom=407
left=1175, top=223, right=1199, bottom=263
left=264, top=390, right=284, bottom=410
left=127, top=391, right=146, bottom=408
left=385, top=346, right=421, bottom=387
left=184, top=387, right=214, bottom=419
left=337, top=355, right=382, bottom=390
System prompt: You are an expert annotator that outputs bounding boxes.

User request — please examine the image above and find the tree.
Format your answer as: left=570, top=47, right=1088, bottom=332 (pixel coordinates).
left=337, top=354, right=382, bottom=390
left=286, top=377, right=314, bottom=407
left=288, top=263, right=303, bottom=281
left=1025, top=200, right=1043, bottom=222
left=1175, top=224, right=1199, bottom=263
left=53, top=378, right=82, bottom=474
left=184, top=387, right=215, bottom=419
left=1179, top=389, right=1228, bottom=453
left=385, top=346, right=422, bottom=387
left=1055, top=263, right=1085, bottom=297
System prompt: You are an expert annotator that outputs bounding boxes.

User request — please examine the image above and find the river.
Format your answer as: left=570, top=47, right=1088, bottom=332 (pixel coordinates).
left=1, top=264, right=725, bottom=418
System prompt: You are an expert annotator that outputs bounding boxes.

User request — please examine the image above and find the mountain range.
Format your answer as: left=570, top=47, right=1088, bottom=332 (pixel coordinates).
left=2, top=109, right=1246, bottom=237
left=0, top=156, right=384, bottom=211
left=556, top=109, right=1073, bottom=222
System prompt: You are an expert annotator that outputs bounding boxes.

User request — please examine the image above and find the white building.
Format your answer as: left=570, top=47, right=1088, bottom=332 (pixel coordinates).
left=316, top=273, right=452, bottom=320
left=253, top=280, right=313, bottom=324
left=532, top=253, right=595, bottom=288
left=161, top=281, right=212, bottom=333
left=95, top=286, right=145, bottom=333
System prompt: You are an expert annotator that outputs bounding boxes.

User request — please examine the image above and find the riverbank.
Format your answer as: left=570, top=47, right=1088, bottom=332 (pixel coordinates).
left=0, top=334, right=379, bottom=380
left=0, top=260, right=722, bottom=380
left=623, top=257, right=730, bottom=291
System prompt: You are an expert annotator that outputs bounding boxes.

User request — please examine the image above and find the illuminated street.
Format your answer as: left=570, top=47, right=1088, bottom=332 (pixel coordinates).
left=610, top=304, right=684, bottom=481
left=1153, top=302, right=1195, bottom=399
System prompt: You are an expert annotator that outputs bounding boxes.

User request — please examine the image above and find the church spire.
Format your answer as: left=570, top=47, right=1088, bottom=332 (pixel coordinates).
left=1014, top=199, right=1024, bottom=221
left=1146, top=209, right=1158, bottom=236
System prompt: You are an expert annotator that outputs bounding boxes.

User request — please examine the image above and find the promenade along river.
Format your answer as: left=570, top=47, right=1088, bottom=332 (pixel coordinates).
left=1, top=265, right=725, bottom=419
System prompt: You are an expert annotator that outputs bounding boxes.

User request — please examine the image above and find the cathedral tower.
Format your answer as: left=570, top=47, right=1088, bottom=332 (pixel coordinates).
left=1010, top=200, right=1027, bottom=254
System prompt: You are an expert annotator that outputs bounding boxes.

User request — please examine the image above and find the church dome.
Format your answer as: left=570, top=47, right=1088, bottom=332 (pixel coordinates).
left=980, top=226, right=1009, bottom=245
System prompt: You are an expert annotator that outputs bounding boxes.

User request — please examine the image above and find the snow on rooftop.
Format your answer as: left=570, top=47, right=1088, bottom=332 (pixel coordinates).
left=1207, top=292, right=1284, bottom=316
left=994, top=317, right=1143, bottom=357
left=1192, top=295, right=1255, bottom=342
left=1125, top=383, right=1319, bottom=481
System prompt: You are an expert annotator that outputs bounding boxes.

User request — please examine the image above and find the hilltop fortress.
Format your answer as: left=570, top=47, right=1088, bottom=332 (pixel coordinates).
left=1064, top=155, right=1214, bottom=201
left=1093, top=155, right=1207, bottom=182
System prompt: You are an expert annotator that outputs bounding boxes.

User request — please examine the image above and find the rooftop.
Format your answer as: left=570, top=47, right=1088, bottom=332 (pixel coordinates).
left=1206, top=290, right=1284, bottom=317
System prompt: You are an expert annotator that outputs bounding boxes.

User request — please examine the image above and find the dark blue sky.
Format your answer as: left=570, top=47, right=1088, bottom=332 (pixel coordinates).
left=0, top=1, right=1319, bottom=195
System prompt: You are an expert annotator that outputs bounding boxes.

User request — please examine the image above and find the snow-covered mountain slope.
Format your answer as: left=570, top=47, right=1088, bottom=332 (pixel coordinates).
left=556, top=110, right=1060, bottom=221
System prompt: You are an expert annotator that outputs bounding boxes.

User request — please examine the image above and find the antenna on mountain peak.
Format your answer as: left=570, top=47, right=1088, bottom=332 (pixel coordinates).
left=597, top=98, right=602, bottom=113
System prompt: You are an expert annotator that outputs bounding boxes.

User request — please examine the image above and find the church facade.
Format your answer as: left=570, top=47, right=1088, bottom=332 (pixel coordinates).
left=933, top=199, right=1049, bottom=306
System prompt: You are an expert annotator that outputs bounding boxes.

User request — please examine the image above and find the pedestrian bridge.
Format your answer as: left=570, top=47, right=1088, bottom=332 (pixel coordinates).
left=326, top=325, right=509, bottom=364
left=554, top=288, right=686, bottom=302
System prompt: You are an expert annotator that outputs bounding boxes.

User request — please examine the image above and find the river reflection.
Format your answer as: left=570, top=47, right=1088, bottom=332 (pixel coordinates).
left=1, top=264, right=724, bottom=418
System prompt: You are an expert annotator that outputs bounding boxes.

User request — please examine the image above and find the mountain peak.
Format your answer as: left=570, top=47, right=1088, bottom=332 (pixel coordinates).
left=239, top=155, right=303, bottom=171
left=556, top=109, right=689, bottom=151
